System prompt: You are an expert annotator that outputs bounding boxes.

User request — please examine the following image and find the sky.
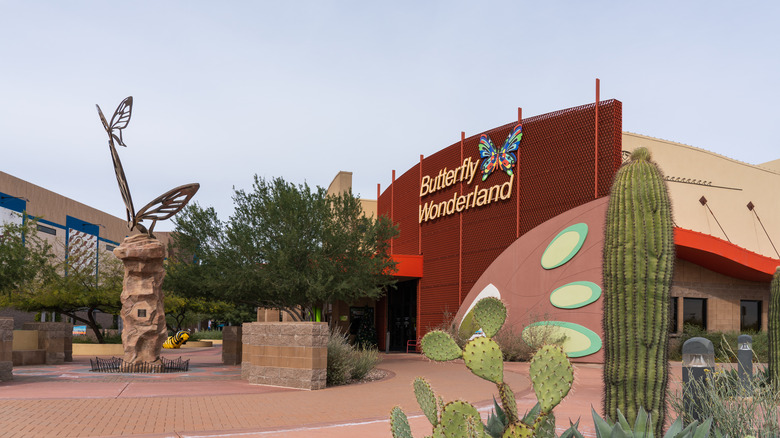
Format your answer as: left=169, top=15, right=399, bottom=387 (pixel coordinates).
left=1, top=1, right=779, bottom=232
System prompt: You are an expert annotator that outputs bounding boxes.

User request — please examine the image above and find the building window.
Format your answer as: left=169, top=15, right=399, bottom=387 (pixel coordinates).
left=349, top=306, right=374, bottom=336
left=37, top=224, right=56, bottom=236
left=683, top=298, right=707, bottom=331
left=740, top=300, right=762, bottom=332
left=670, top=297, right=679, bottom=333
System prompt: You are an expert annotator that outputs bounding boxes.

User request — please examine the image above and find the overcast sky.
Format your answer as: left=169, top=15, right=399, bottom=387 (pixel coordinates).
left=2, top=1, right=778, bottom=231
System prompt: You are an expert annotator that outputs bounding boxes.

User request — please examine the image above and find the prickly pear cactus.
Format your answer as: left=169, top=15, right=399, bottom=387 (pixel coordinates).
left=440, top=401, right=483, bottom=438
left=497, top=382, right=519, bottom=424
left=422, top=330, right=463, bottom=361
left=393, top=298, right=578, bottom=438
left=769, top=268, right=780, bottom=388
left=529, top=345, right=573, bottom=413
left=602, top=147, right=673, bottom=435
left=391, top=406, right=413, bottom=438
left=463, top=337, right=504, bottom=384
left=473, top=297, right=506, bottom=337
left=414, top=377, right=439, bottom=427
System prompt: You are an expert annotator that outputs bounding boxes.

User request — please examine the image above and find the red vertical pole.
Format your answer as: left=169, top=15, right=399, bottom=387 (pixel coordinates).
left=391, top=170, right=395, bottom=255
left=594, top=78, right=600, bottom=199
left=516, top=107, right=522, bottom=239
left=459, top=132, right=464, bottom=304
left=377, top=183, right=380, bottom=202
left=419, top=155, right=423, bottom=255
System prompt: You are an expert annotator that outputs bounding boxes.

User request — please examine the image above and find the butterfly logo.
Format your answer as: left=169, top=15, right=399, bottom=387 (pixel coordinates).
left=478, top=123, right=522, bottom=181
left=96, top=96, right=199, bottom=237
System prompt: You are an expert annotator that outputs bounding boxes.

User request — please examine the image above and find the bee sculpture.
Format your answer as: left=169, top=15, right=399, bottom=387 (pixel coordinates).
left=163, top=330, right=191, bottom=349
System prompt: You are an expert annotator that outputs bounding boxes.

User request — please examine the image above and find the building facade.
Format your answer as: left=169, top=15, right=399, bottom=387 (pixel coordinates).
left=367, top=100, right=780, bottom=361
left=0, top=171, right=139, bottom=328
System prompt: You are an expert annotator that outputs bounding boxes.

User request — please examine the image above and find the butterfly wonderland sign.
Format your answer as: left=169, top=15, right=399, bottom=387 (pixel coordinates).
left=418, top=124, right=522, bottom=224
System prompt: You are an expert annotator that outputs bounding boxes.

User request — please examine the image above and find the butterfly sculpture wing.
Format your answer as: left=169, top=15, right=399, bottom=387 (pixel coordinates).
left=478, top=134, right=499, bottom=181
left=134, top=183, right=200, bottom=234
left=97, top=97, right=136, bottom=228
left=96, top=96, right=133, bottom=147
left=108, top=142, right=136, bottom=228
left=497, top=124, right=522, bottom=176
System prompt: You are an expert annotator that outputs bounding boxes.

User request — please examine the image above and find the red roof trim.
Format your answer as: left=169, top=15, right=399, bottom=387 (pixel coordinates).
left=674, top=227, right=780, bottom=282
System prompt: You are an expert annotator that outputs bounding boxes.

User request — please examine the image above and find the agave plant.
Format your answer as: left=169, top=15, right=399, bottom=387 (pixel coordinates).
left=591, top=406, right=719, bottom=438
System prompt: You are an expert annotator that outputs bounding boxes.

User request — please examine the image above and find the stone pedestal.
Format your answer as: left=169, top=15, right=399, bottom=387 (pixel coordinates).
left=0, top=317, right=13, bottom=382
left=241, top=322, right=328, bottom=390
left=21, top=322, right=72, bottom=364
left=222, top=326, right=242, bottom=365
left=114, top=234, right=167, bottom=365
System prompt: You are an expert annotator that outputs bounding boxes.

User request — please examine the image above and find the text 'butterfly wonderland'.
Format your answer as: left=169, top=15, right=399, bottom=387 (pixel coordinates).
left=478, top=123, right=522, bottom=181
left=96, top=96, right=199, bottom=237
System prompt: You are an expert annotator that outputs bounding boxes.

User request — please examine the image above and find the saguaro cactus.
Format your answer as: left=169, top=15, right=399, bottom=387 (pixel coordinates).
left=602, top=147, right=674, bottom=435
left=768, top=267, right=780, bottom=387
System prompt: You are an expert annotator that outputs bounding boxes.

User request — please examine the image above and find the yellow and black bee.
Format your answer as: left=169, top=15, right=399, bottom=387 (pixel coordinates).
left=163, top=330, right=190, bottom=349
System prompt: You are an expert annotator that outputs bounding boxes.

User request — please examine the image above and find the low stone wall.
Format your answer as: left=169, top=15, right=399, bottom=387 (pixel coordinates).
left=11, top=330, right=45, bottom=366
left=222, top=326, right=242, bottom=365
left=72, top=343, right=124, bottom=356
left=0, top=318, right=13, bottom=381
left=241, top=322, right=327, bottom=390
left=13, top=350, right=46, bottom=366
left=22, top=322, right=72, bottom=364
left=12, top=330, right=39, bottom=350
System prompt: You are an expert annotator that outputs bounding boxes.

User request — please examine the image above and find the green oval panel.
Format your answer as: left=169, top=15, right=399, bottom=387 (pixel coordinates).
left=521, top=321, right=602, bottom=358
left=549, top=281, right=601, bottom=309
left=540, top=223, right=588, bottom=270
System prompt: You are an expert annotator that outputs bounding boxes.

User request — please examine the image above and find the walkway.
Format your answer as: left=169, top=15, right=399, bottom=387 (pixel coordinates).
left=0, top=346, right=684, bottom=437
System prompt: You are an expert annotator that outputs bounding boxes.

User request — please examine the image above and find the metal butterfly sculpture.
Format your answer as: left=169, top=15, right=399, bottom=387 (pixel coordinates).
left=96, top=96, right=199, bottom=237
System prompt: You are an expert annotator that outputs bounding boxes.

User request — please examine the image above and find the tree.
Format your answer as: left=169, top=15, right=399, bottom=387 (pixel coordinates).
left=2, top=249, right=123, bottom=343
left=163, top=291, right=238, bottom=332
left=167, top=176, right=398, bottom=321
left=0, top=218, right=56, bottom=295
left=1, top=219, right=123, bottom=343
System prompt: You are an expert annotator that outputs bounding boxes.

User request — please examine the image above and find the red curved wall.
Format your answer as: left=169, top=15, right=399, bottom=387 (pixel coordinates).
left=378, top=100, right=623, bottom=337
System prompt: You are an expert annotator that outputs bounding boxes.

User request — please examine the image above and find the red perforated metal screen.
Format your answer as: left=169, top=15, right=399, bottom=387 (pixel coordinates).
left=378, top=100, right=622, bottom=339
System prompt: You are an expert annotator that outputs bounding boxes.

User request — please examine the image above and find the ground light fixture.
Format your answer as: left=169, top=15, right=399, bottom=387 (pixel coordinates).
left=682, top=337, right=715, bottom=422
left=737, top=334, right=753, bottom=393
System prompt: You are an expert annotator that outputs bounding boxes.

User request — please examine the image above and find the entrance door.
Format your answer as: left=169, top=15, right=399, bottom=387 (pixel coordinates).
left=388, top=279, right=417, bottom=351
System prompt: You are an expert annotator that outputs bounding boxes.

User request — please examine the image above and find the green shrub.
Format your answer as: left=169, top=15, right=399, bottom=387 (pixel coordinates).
left=350, top=347, right=379, bottom=380
left=327, top=327, right=380, bottom=386
left=327, top=329, right=353, bottom=386
left=493, top=325, right=532, bottom=361
left=493, top=315, right=567, bottom=362
left=670, top=363, right=780, bottom=436
left=191, top=330, right=224, bottom=340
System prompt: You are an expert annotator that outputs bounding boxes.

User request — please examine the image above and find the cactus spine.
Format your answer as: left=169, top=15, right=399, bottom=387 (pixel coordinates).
left=602, top=147, right=674, bottom=435
left=769, top=267, right=780, bottom=387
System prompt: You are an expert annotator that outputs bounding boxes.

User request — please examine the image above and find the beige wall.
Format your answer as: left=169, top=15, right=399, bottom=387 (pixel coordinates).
left=326, top=171, right=377, bottom=218
left=623, top=133, right=780, bottom=259
left=671, top=259, right=768, bottom=333
left=0, top=170, right=134, bottom=247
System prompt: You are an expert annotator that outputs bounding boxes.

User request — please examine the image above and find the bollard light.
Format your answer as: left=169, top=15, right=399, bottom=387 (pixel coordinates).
left=738, top=334, right=753, bottom=351
left=737, top=334, right=753, bottom=393
left=682, top=337, right=715, bottom=423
